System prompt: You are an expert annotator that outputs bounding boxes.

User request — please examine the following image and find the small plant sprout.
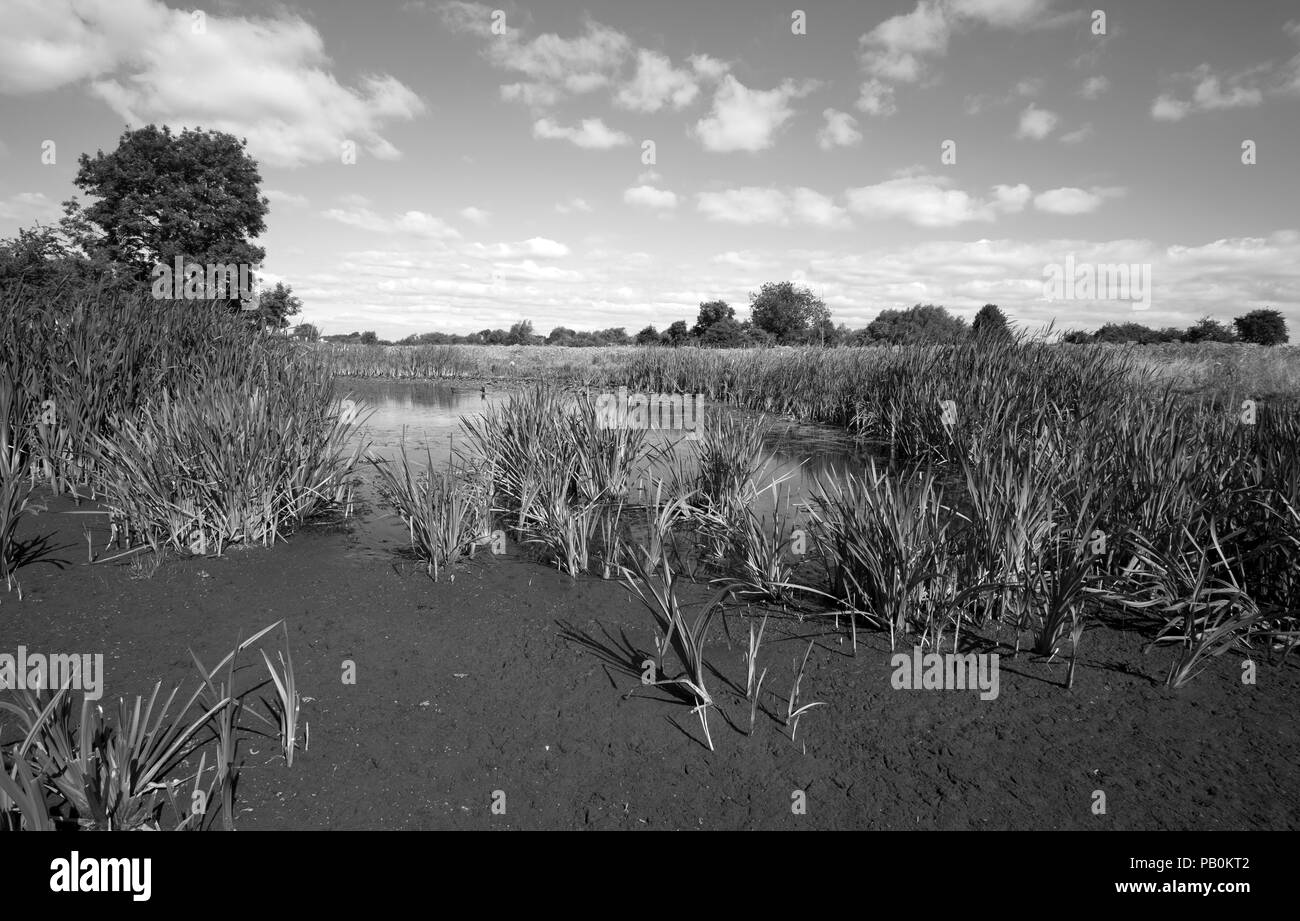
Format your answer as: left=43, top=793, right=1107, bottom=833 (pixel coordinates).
left=785, top=640, right=824, bottom=742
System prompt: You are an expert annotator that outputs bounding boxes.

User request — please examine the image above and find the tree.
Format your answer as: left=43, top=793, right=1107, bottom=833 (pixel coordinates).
left=359, top=331, right=378, bottom=345
left=1234, top=309, right=1288, bottom=345
left=292, top=323, right=319, bottom=341
left=692, top=300, right=735, bottom=339
left=698, top=316, right=743, bottom=347
left=507, top=319, right=536, bottom=345
left=863, top=304, right=967, bottom=344
left=61, top=125, right=268, bottom=299
left=749, top=282, right=830, bottom=343
left=255, top=281, right=302, bottom=330
left=1092, top=322, right=1163, bottom=344
left=0, top=223, right=99, bottom=293
left=971, top=304, right=1011, bottom=342
left=1181, top=317, right=1237, bottom=344
left=635, top=325, right=662, bottom=345
left=546, top=326, right=576, bottom=345
left=664, top=320, right=691, bottom=346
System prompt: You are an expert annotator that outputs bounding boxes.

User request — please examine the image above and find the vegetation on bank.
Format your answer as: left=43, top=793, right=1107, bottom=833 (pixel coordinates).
left=371, top=338, right=1298, bottom=754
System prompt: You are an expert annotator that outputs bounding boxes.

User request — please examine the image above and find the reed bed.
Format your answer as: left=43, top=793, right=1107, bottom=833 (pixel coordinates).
left=0, top=285, right=365, bottom=569
left=0, top=623, right=301, bottom=831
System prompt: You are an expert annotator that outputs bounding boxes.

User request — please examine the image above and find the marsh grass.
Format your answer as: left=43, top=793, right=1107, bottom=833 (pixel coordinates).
left=0, top=622, right=297, bottom=831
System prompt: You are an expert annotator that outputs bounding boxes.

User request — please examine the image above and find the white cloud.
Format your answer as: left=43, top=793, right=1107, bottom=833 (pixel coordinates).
left=623, top=185, right=678, bottom=210
left=855, top=0, right=1072, bottom=116
left=533, top=117, right=631, bottom=149
left=321, top=207, right=460, bottom=238
left=1033, top=186, right=1125, bottom=215
left=614, top=49, right=699, bottom=112
left=459, top=206, right=491, bottom=224
left=846, top=174, right=1028, bottom=227
left=711, top=250, right=764, bottom=271
left=0, top=191, right=61, bottom=224
left=856, top=79, right=898, bottom=116
left=1080, top=75, right=1110, bottom=99
left=1151, top=95, right=1190, bottom=121
left=817, top=109, right=863, bottom=150
left=463, top=237, right=571, bottom=259
left=697, top=186, right=790, bottom=224
left=1016, top=105, right=1059, bottom=139
left=1151, top=64, right=1265, bottom=120
left=792, top=188, right=851, bottom=228
left=693, top=75, right=817, bottom=152
left=689, top=54, right=730, bottom=81
left=555, top=197, right=594, bottom=214
left=266, top=189, right=309, bottom=208
left=1059, top=123, right=1093, bottom=144
left=948, top=0, right=1062, bottom=29
left=441, top=3, right=631, bottom=109
left=695, top=186, right=849, bottom=228
left=0, top=0, right=426, bottom=168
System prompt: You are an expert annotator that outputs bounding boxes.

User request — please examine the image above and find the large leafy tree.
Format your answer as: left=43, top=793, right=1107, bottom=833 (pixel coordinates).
left=749, top=282, right=830, bottom=343
left=1182, top=317, right=1237, bottom=344
left=863, top=304, right=967, bottom=344
left=972, top=303, right=1011, bottom=342
left=61, top=125, right=268, bottom=290
left=692, top=300, right=734, bottom=337
left=1233, top=309, right=1288, bottom=345
left=255, top=281, right=302, bottom=330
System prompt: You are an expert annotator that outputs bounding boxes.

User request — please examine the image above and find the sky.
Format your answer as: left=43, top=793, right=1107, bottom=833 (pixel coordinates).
left=1, top=0, right=1299, bottom=339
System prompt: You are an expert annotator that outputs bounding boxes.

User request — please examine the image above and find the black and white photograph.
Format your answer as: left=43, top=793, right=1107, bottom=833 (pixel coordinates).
left=0, top=0, right=1295, bottom=886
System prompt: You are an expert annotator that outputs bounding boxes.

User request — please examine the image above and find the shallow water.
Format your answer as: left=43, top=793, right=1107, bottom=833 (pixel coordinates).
left=339, top=380, right=877, bottom=563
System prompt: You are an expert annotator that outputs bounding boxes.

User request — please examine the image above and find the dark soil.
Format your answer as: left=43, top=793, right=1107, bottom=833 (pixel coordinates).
left=4, top=491, right=1297, bottom=830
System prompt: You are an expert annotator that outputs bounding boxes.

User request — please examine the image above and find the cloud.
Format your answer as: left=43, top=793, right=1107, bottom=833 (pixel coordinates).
left=1150, top=95, right=1190, bottom=121
left=555, top=197, right=594, bottom=214
left=0, top=191, right=61, bottom=224
left=845, top=174, right=1029, bottom=227
left=464, top=237, right=571, bottom=259
left=533, top=117, right=631, bottom=149
left=817, top=109, right=863, bottom=150
left=689, top=54, right=730, bottom=81
left=1151, top=64, right=1265, bottom=120
left=321, top=207, right=460, bottom=238
left=1080, top=75, right=1109, bottom=99
left=1059, top=123, right=1093, bottom=144
left=266, top=189, right=309, bottom=208
left=696, top=186, right=848, bottom=228
left=711, top=250, right=764, bottom=271
left=459, top=206, right=490, bottom=224
left=1016, top=105, right=1059, bottom=139
left=0, top=0, right=426, bottom=168
left=1033, top=186, right=1125, bottom=215
left=623, top=185, right=678, bottom=210
left=440, top=2, right=631, bottom=110
left=855, top=0, right=1073, bottom=116
left=614, top=49, right=699, bottom=112
left=693, top=75, right=817, bottom=152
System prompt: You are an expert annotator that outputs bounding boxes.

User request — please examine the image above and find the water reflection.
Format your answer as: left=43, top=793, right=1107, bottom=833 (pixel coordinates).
left=340, top=381, right=877, bottom=562
left=347, top=380, right=870, bottom=496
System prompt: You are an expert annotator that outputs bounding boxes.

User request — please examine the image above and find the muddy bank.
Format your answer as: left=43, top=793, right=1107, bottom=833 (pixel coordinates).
left=4, top=493, right=1297, bottom=830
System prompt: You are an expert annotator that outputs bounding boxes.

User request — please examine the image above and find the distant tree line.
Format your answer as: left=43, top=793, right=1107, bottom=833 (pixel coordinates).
left=318, top=298, right=1288, bottom=349
left=1061, top=310, right=1288, bottom=346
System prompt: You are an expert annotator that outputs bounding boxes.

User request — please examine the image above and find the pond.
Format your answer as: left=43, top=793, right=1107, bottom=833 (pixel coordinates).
left=339, top=380, right=877, bottom=562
